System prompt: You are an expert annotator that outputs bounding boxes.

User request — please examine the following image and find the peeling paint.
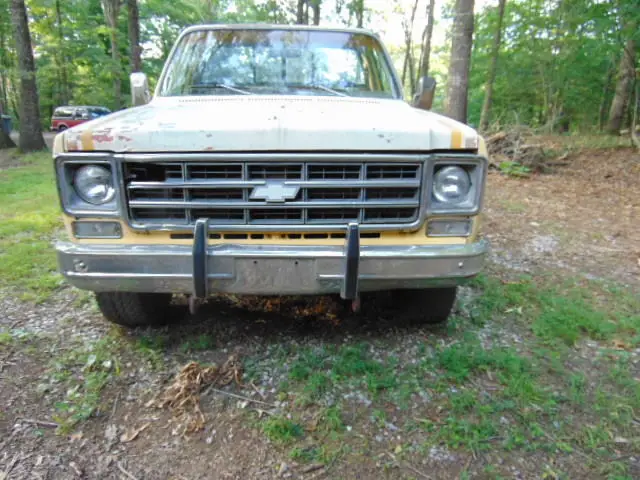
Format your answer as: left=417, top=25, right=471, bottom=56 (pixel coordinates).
left=93, top=133, right=115, bottom=143
left=80, top=129, right=95, bottom=151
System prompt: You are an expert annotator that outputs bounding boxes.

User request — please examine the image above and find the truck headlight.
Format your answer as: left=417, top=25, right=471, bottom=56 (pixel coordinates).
left=433, top=166, right=471, bottom=204
left=73, top=165, right=115, bottom=205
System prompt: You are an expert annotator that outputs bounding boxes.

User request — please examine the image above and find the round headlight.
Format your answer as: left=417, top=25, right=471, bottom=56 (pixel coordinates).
left=433, top=166, right=471, bottom=204
left=74, top=165, right=115, bottom=205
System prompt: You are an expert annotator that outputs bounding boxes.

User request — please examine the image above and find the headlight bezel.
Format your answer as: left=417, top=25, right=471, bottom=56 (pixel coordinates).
left=427, top=156, right=486, bottom=216
left=55, top=154, right=120, bottom=217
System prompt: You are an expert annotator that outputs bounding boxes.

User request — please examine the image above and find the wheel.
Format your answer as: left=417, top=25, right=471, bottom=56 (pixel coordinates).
left=57, top=125, right=68, bottom=131
left=95, top=292, right=173, bottom=327
left=391, top=287, right=457, bottom=324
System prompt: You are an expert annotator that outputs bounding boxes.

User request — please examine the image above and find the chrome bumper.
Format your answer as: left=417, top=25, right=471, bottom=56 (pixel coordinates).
left=56, top=235, right=488, bottom=296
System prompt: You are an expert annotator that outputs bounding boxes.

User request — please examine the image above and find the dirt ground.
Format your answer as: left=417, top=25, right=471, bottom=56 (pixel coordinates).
left=1, top=146, right=639, bottom=480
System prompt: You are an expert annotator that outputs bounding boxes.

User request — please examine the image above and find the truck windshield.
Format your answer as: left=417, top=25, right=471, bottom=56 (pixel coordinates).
left=159, top=29, right=399, bottom=99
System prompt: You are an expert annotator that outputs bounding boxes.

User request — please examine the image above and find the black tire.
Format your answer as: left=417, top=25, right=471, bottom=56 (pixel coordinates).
left=95, top=292, right=173, bottom=327
left=57, top=125, right=68, bottom=131
left=391, top=287, right=457, bottom=324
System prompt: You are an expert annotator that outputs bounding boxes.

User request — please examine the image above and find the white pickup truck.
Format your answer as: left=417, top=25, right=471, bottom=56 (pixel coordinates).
left=53, top=24, right=488, bottom=327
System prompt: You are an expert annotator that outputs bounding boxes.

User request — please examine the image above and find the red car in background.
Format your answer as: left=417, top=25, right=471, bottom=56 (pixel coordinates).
left=50, top=105, right=111, bottom=131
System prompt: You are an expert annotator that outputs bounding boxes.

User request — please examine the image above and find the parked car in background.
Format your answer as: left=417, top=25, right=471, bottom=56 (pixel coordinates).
left=50, top=106, right=111, bottom=132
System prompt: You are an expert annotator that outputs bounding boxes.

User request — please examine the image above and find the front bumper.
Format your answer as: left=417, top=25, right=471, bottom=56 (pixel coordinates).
left=56, top=232, right=488, bottom=296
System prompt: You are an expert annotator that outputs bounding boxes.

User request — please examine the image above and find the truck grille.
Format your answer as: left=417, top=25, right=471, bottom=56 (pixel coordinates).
left=123, top=159, right=423, bottom=229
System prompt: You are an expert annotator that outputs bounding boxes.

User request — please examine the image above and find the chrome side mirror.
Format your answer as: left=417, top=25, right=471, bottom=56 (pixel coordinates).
left=130, top=72, right=151, bottom=106
left=413, top=76, right=436, bottom=111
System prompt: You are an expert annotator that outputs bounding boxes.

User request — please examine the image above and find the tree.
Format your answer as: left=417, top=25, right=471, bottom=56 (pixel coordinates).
left=128, top=0, right=142, bottom=73
left=54, top=0, right=70, bottom=105
left=311, top=0, right=321, bottom=25
left=607, top=33, right=636, bottom=134
left=296, top=0, right=307, bottom=24
left=446, top=0, right=475, bottom=124
left=10, top=0, right=46, bottom=152
left=101, top=0, right=122, bottom=110
left=418, top=0, right=435, bottom=82
left=400, top=0, right=420, bottom=95
left=479, top=0, right=506, bottom=131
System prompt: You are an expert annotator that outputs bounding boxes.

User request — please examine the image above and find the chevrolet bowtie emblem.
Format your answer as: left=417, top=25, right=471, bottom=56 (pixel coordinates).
left=250, top=181, right=300, bottom=203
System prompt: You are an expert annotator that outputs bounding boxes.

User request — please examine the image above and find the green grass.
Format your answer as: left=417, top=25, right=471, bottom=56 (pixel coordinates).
left=179, top=333, right=215, bottom=353
left=246, top=273, right=640, bottom=475
left=0, top=152, right=63, bottom=301
left=49, top=335, right=122, bottom=433
left=262, top=416, right=304, bottom=444
left=470, top=274, right=640, bottom=346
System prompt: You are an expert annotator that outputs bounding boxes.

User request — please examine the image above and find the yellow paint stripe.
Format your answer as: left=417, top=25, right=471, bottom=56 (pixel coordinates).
left=451, top=130, right=463, bottom=149
left=80, top=129, right=95, bottom=151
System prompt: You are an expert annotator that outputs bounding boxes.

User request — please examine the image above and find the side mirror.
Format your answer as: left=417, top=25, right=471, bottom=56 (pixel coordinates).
left=131, top=72, right=151, bottom=106
left=412, top=76, right=436, bottom=111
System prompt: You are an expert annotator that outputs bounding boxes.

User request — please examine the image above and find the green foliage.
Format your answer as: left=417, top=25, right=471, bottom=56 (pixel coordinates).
left=469, top=274, right=640, bottom=346
left=262, top=416, right=304, bottom=444
left=50, top=336, right=121, bottom=433
left=179, top=333, right=215, bottom=352
left=467, top=0, right=640, bottom=131
left=498, top=161, right=531, bottom=177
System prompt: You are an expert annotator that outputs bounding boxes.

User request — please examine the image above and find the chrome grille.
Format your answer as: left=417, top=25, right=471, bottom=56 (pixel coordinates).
left=123, top=159, right=423, bottom=228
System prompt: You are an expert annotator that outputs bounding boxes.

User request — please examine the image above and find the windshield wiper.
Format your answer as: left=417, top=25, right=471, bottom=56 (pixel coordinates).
left=189, top=84, right=253, bottom=95
left=298, top=85, right=350, bottom=97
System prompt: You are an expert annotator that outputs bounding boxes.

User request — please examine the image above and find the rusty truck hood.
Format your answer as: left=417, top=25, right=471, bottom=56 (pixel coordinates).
left=60, top=96, right=479, bottom=153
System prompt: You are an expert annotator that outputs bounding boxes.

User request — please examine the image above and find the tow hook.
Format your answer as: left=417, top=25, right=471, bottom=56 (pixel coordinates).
left=188, top=296, right=204, bottom=315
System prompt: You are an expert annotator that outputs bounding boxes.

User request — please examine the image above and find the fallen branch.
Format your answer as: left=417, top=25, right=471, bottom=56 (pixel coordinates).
left=109, top=393, right=120, bottom=420
left=117, top=462, right=139, bottom=480
left=204, top=386, right=277, bottom=409
left=17, top=418, right=58, bottom=429
left=302, top=463, right=325, bottom=474
left=2, top=454, right=19, bottom=477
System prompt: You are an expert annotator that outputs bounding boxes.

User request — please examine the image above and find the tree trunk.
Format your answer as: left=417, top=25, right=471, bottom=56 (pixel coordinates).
left=127, top=0, right=142, bottom=72
left=445, top=0, right=475, bottom=124
left=418, top=0, right=435, bottom=82
left=296, top=0, right=306, bottom=24
left=311, top=0, right=321, bottom=25
left=10, top=0, right=46, bottom=152
left=401, top=0, right=419, bottom=94
left=102, top=0, right=122, bottom=110
left=607, top=36, right=636, bottom=134
left=0, top=18, right=8, bottom=114
left=55, top=0, right=70, bottom=105
left=479, top=0, right=506, bottom=132
left=598, top=57, right=616, bottom=131
left=350, top=0, right=364, bottom=27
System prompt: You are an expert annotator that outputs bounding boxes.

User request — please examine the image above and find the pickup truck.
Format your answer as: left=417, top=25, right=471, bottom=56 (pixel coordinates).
left=53, top=24, right=488, bottom=327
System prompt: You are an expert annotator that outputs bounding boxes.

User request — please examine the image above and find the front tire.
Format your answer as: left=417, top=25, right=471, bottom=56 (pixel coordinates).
left=391, top=287, right=457, bottom=324
left=95, top=292, right=173, bottom=327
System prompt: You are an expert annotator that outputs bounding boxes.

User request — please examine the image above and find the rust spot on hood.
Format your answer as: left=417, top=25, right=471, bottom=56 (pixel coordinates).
left=93, top=128, right=114, bottom=143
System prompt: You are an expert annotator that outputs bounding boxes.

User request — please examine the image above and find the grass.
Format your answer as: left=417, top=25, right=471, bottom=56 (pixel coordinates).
left=48, top=335, right=122, bottom=433
left=246, top=272, right=640, bottom=476
left=469, top=274, right=640, bottom=346
left=262, top=416, right=304, bottom=444
left=0, top=151, right=62, bottom=301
